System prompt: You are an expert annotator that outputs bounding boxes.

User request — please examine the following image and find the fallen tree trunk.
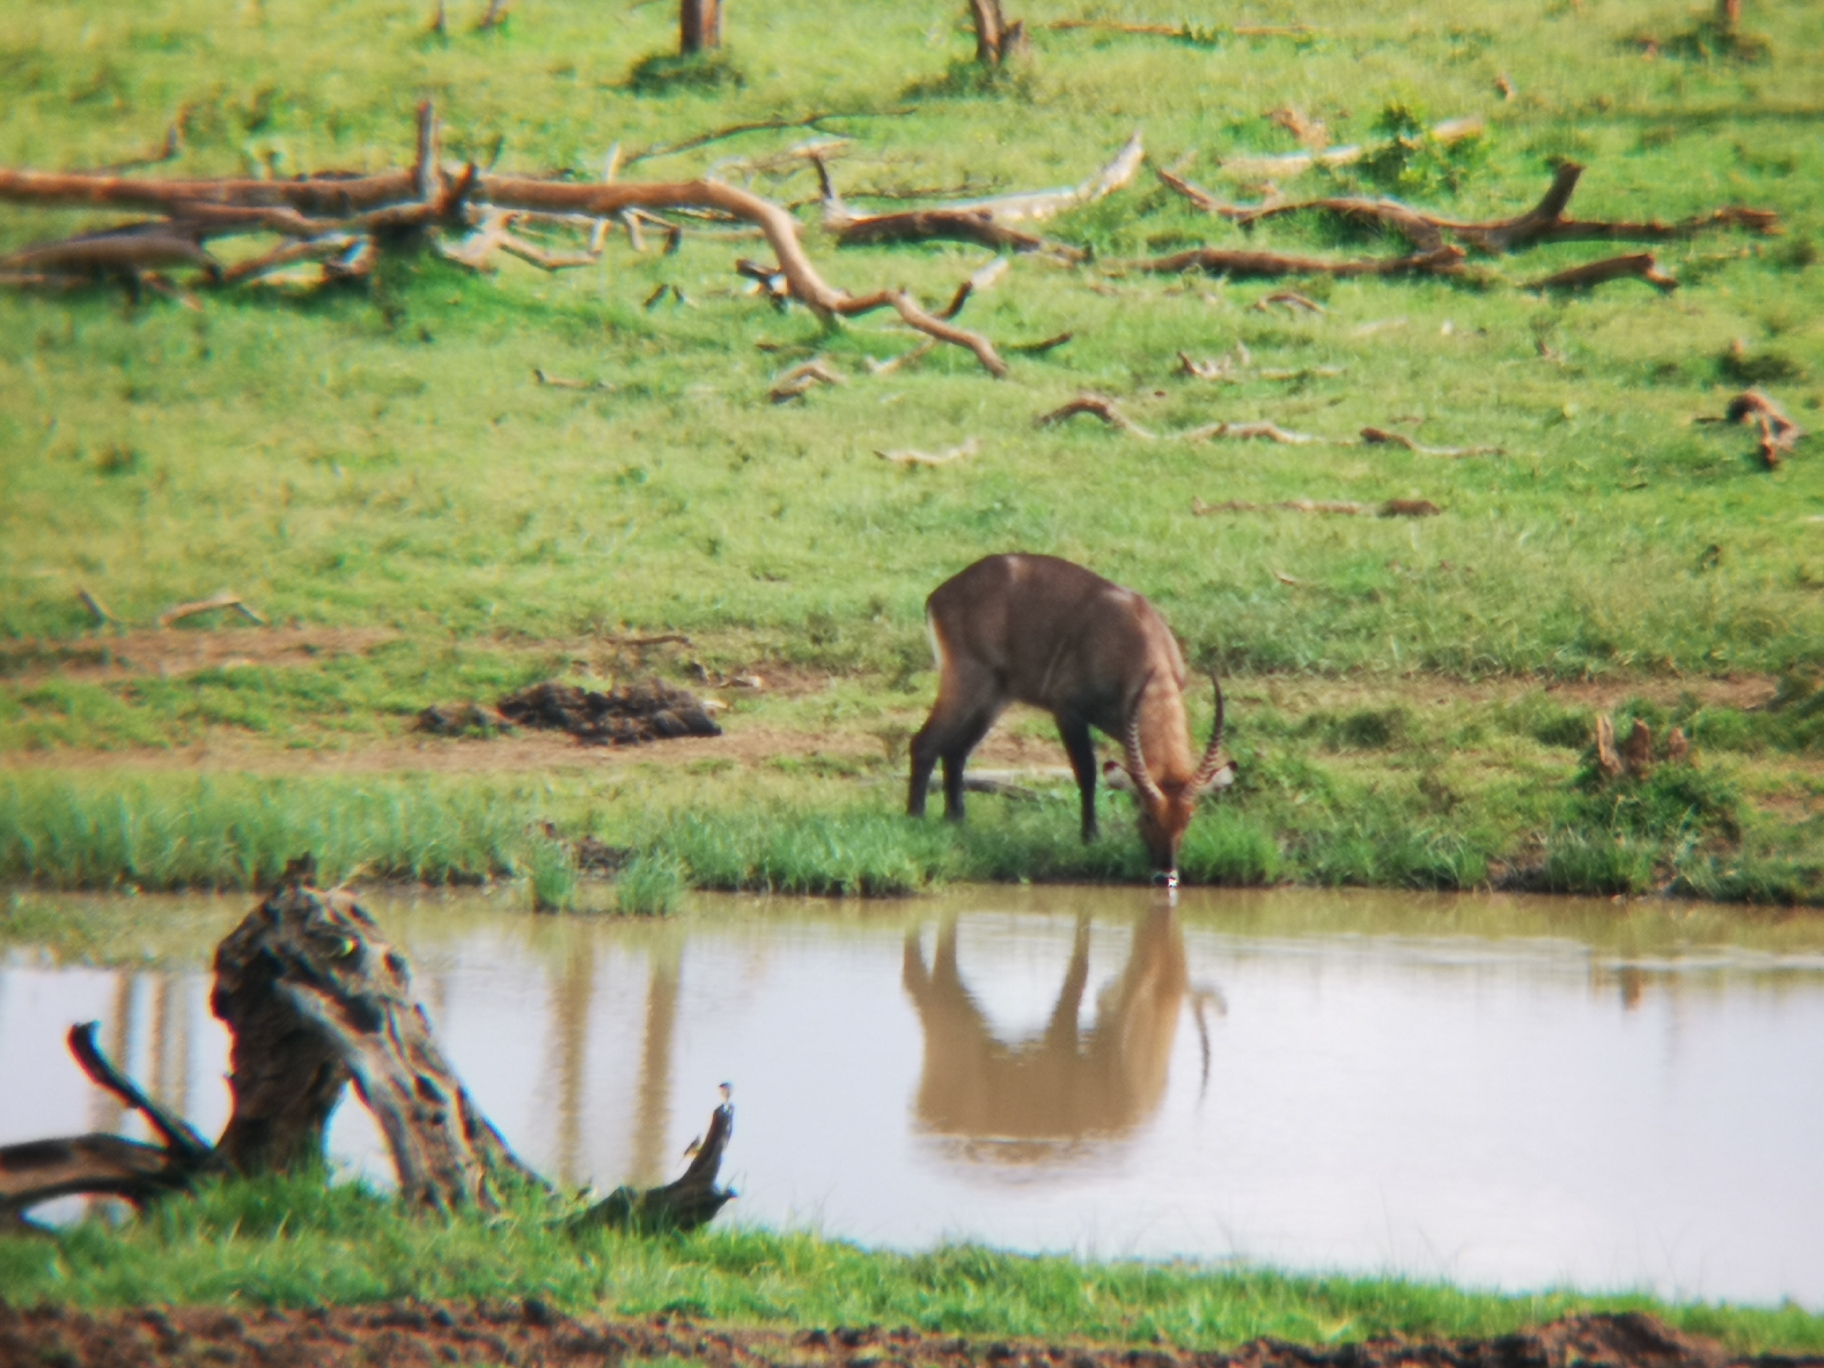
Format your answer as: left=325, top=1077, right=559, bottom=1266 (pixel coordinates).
left=1123, top=244, right=1466, bottom=279
left=1527, top=252, right=1678, bottom=293
left=1, top=859, right=735, bottom=1228
left=1160, top=161, right=1779, bottom=256
left=0, top=107, right=1010, bottom=376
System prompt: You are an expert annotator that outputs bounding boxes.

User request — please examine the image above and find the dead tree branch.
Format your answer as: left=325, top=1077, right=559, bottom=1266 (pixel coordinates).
left=769, top=359, right=845, bottom=402
left=877, top=438, right=980, bottom=466
left=970, top=0, right=1029, bottom=66
left=3, top=871, right=739, bottom=1230
left=577, top=1089, right=735, bottom=1234
left=1036, top=395, right=1156, bottom=437
left=1125, top=244, right=1466, bottom=279
left=158, top=591, right=266, bottom=628
left=1361, top=426, right=1504, bottom=457
left=1527, top=252, right=1678, bottom=293
left=1716, top=389, right=1805, bottom=468
left=1192, top=497, right=1441, bottom=517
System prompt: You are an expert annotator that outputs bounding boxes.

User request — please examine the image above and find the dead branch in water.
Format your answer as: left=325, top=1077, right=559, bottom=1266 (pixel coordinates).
left=1527, top=252, right=1678, bottom=293
left=2, top=869, right=739, bottom=1230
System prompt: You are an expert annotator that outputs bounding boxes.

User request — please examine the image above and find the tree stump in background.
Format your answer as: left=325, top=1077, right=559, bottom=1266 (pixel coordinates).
left=969, top=0, right=1028, bottom=66
left=680, top=0, right=722, bottom=54
left=2, top=858, right=736, bottom=1229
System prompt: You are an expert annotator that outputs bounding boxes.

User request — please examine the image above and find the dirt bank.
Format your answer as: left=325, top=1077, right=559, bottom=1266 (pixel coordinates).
left=1, top=1305, right=1817, bottom=1368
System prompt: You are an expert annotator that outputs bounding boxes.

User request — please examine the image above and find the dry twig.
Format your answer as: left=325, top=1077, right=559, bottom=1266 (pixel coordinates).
left=1720, top=389, right=1805, bottom=468
left=1527, top=252, right=1678, bottom=293
left=1035, top=395, right=1156, bottom=438
left=1361, top=426, right=1504, bottom=458
left=769, top=359, right=845, bottom=402
left=158, top=592, right=266, bottom=628
left=876, top=438, right=981, bottom=466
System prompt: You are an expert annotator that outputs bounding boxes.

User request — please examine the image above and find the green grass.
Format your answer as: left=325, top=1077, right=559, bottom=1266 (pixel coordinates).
left=2, top=1173, right=1821, bottom=1353
left=1, top=0, right=1822, bottom=688
left=0, top=0, right=1818, bottom=909
left=3, top=735, right=1818, bottom=905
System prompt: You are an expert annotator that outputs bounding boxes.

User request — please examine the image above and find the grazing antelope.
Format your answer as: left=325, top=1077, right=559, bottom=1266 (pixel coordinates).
left=907, top=553, right=1236, bottom=884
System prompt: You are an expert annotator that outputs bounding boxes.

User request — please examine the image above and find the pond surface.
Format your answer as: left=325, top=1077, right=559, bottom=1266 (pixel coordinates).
left=4, top=885, right=1824, bottom=1308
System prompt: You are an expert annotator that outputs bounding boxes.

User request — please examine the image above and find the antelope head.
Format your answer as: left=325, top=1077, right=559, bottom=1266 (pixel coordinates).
left=1103, top=674, right=1236, bottom=883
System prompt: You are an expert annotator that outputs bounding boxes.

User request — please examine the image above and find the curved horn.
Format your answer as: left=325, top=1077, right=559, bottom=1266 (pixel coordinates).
left=1122, top=672, right=1166, bottom=807
left=1190, top=673, right=1228, bottom=790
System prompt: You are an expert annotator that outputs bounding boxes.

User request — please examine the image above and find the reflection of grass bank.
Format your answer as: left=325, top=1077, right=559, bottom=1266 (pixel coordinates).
left=3, top=1174, right=1821, bottom=1353
left=3, top=758, right=1818, bottom=905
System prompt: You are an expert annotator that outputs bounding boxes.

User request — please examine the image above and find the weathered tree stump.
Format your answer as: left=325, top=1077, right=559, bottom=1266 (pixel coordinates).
left=212, top=861, right=538, bottom=1209
left=2, top=857, right=735, bottom=1232
left=680, top=0, right=722, bottom=54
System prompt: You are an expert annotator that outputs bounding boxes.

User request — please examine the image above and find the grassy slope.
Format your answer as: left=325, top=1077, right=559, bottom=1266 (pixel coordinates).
left=3, top=1176, right=1823, bottom=1353
left=0, top=0, right=1821, bottom=901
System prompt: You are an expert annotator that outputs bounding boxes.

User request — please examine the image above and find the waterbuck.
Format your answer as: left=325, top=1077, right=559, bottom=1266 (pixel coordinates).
left=906, top=553, right=1235, bottom=884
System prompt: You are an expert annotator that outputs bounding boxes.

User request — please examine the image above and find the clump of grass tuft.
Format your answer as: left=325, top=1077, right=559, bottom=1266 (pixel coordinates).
left=615, top=851, right=685, bottom=915
left=526, top=831, right=579, bottom=913
left=626, top=49, right=744, bottom=93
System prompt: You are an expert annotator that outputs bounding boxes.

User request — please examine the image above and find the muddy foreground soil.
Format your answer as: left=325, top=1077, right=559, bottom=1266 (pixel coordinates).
left=2, top=1305, right=1819, bottom=1368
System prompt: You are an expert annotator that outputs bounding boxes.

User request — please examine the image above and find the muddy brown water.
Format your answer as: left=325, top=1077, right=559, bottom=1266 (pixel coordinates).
left=4, top=886, right=1824, bottom=1309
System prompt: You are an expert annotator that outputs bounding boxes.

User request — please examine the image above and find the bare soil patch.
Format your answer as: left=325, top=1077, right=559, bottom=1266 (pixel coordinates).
left=0, top=1305, right=1812, bottom=1368
left=0, top=627, right=400, bottom=684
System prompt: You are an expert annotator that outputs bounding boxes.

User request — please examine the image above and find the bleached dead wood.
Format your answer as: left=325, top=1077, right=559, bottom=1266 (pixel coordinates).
left=1182, top=420, right=1327, bottom=445
left=940, top=131, right=1144, bottom=225
left=0, top=110, right=1011, bottom=376
left=876, top=438, right=981, bottom=466
left=1215, top=117, right=1484, bottom=181
left=866, top=339, right=937, bottom=375
left=769, top=359, right=845, bottom=402
left=158, top=592, right=266, bottom=628
left=533, top=368, right=609, bottom=390
left=1713, top=389, right=1805, bottom=468
left=1361, top=426, right=1504, bottom=458
left=1159, top=159, right=1777, bottom=259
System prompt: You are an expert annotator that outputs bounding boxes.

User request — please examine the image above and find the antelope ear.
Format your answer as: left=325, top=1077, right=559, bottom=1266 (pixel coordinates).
left=1101, top=760, right=1136, bottom=793
left=1197, top=761, right=1237, bottom=796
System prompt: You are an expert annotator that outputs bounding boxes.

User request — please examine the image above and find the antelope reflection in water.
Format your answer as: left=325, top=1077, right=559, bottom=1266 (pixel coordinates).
left=902, top=907, right=1199, bottom=1156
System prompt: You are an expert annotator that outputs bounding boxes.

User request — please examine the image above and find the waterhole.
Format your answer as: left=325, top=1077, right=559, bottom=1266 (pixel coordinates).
left=3, top=885, right=1822, bottom=1307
